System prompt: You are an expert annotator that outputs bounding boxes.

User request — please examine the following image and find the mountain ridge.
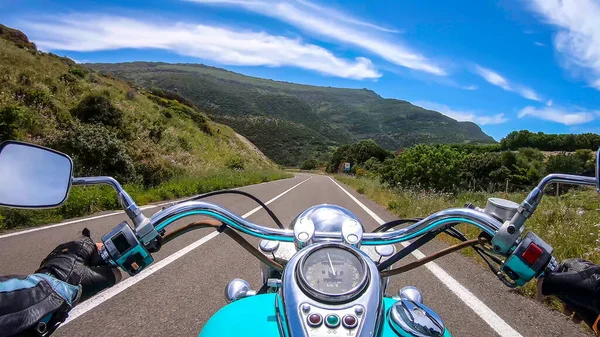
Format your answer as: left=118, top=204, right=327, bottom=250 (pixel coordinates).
left=88, top=61, right=495, bottom=165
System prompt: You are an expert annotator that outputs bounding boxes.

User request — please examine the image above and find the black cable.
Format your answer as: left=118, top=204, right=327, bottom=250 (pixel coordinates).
left=377, top=231, right=438, bottom=271
left=179, top=190, right=284, bottom=229
left=372, top=218, right=421, bottom=233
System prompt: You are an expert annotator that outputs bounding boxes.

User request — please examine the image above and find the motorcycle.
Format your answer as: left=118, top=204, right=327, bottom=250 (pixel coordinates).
left=0, top=140, right=598, bottom=337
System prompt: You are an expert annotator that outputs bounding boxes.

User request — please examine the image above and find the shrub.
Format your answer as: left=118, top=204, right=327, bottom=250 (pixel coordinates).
left=126, top=89, right=136, bottom=100
left=48, top=123, right=137, bottom=182
left=380, top=144, right=465, bottom=192
left=135, top=155, right=179, bottom=187
left=546, top=153, right=585, bottom=175
left=327, top=139, right=392, bottom=173
left=59, top=73, right=78, bottom=84
left=300, top=158, right=318, bottom=170
left=356, top=168, right=367, bottom=177
left=226, top=157, right=245, bottom=170
left=15, top=86, right=56, bottom=111
left=69, top=67, right=87, bottom=79
left=72, top=92, right=123, bottom=127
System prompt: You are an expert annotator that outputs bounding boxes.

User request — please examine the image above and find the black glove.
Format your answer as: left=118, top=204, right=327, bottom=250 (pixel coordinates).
left=541, top=258, right=600, bottom=332
left=36, top=230, right=121, bottom=301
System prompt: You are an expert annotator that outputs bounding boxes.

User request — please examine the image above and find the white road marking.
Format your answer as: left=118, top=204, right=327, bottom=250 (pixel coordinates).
left=0, top=174, right=302, bottom=239
left=328, top=176, right=523, bottom=337
left=62, top=175, right=311, bottom=325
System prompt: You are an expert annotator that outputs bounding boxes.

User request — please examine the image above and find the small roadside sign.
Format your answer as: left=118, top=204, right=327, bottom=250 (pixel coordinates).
left=344, top=162, right=351, bottom=172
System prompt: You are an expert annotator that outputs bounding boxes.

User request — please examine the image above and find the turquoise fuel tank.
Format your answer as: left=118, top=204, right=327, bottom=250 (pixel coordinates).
left=199, top=294, right=451, bottom=337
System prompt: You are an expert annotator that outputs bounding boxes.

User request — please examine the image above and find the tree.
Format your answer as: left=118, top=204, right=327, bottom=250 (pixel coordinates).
left=379, top=145, right=465, bottom=192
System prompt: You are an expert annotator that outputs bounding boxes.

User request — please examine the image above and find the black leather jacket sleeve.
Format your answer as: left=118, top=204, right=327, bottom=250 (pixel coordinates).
left=0, top=274, right=80, bottom=337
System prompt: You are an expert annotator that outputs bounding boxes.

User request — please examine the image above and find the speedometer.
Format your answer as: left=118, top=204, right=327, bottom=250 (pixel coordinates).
left=298, top=245, right=368, bottom=302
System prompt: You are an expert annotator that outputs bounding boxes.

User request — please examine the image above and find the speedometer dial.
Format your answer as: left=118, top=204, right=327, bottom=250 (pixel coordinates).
left=298, top=246, right=368, bottom=302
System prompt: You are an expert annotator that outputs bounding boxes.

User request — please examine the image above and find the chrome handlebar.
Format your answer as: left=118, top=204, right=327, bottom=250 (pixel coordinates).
left=148, top=200, right=504, bottom=246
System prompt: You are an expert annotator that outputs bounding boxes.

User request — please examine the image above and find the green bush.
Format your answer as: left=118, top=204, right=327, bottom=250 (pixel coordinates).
left=380, top=144, right=465, bottom=192
left=546, top=153, right=585, bottom=175
left=327, top=139, right=392, bottom=173
left=226, top=156, right=245, bottom=170
left=72, top=92, right=123, bottom=127
left=48, top=123, right=137, bottom=182
left=69, top=67, right=87, bottom=79
left=501, top=130, right=600, bottom=151
left=300, top=158, right=318, bottom=170
left=0, top=105, right=24, bottom=141
left=15, top=86, right=56, bottom=111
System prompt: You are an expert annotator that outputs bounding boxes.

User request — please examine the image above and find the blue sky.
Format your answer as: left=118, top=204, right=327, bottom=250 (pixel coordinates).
left=2, top=0, right=600, bottom=140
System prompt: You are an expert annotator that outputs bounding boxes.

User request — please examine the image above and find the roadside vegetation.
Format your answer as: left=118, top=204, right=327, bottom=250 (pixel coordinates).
left=0, top=25, right=291, bottom=231
left=335, top=175, right=600, bottom=302
left=328, top=137, right=600, bottom=307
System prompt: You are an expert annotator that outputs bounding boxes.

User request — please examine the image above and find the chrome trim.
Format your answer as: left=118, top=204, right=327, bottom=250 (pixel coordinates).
left=259, top=240, right=280, bottom=253
left=296, top=245, right=369, bottom=303
left=342, top=219, right=363, bottom=247
left=360, top=207, right=503, bottom=243
left=294, top=217, right=315, bottom=249
left=224, top=278, right=255, bottom=303
left=398, top=286, right=423, bottom=304
left=281, top=242, right=383, bottom=337
left=72, top=176, right=147, bottom=226
left=493, top=173, right=598, bottom=254
left=149, top=201, right=504, bottom=245
left=389, top=299, right=445, bottom=337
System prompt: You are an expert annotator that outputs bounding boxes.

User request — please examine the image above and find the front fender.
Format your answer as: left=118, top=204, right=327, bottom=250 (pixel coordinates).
left=199, top=295, right=451, bottom=337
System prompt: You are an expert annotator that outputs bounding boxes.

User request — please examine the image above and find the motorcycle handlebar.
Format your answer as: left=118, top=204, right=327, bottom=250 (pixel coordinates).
left=148, top=200, right=504, bottom=247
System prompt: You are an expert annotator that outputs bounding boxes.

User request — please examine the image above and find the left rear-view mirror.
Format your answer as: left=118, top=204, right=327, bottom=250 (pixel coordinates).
left=0, top=141, right=73, bottom=208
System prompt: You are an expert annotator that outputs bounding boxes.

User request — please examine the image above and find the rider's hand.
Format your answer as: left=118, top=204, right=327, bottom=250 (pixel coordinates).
left=36, top=229, right=122, bottom=301
left=537, top=258, right=600, bottom=333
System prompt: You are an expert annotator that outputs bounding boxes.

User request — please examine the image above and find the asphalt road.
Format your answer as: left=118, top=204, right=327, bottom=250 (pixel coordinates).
left=0, top=173, right=591, bottom=337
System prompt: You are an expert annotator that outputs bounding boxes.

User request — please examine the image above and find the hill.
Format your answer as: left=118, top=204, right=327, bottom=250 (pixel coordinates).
left=0, top=25, right=289, bottom=229
left=86, top=62, right=496, bottom=166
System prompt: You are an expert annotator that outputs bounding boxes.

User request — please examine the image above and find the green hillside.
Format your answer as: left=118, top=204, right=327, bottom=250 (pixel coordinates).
left=0, top=25, right=288, bottom=229
left=87, top=62, right=496, bottom=166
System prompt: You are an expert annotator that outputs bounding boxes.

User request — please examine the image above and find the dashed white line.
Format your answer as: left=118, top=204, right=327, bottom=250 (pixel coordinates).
left=62, top=175, right=311, bottom=325
left=328, top=176, right=523, bottom=337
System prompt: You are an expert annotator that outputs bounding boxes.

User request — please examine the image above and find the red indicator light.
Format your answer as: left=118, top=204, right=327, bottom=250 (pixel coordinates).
left=308, top=313, right=322, bottom=327
left=522, top=243, right=543, bottom=265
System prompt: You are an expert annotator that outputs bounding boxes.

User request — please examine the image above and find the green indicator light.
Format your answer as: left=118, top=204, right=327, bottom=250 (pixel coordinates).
left=326, top=314, right=339, bottom=327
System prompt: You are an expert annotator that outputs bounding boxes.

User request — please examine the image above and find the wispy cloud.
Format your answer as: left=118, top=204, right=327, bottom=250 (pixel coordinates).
left=473, top=65, right=542, bottom=101
left=461, top=84, right=478, bottom=91
left=21, top=14, right=381, bottom=80
left=529, top=0, right=600, bottom=91
left=294, top=0, right=401, bottom=34
left=518, top=106, right=596, bottom=125
left=414, top=101, right=508, bottom=125
left=185, top=0, right=447, bottom=76
left=534, top=41, right=545, bottom=47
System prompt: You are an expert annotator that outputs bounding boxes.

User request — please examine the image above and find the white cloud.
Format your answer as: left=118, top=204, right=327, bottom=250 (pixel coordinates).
left=546, top=99, right=553, bottom=107
left=185, top=0, right=447, bottom=75
left=21, top=14, right=380, bottom=80
left=529, top=0, right=600, bottom=91
left=414, top=101, right=508, bottom=125
left=461, top=84, right=478, bottom=91
left=473, top=65, right=542, bottom=101
left=294, top=0, right=401, bottom=34
left=534, top=41, right=545, bottom=47
left=518, top=106, right=596, bottom=125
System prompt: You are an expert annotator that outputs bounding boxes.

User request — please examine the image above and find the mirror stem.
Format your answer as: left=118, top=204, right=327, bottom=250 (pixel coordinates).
left=72, top=176, right=147, bottom=227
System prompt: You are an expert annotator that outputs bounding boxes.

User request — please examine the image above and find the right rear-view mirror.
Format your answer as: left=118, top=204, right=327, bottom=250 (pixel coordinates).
left=0, top=141, right=73, bottom=208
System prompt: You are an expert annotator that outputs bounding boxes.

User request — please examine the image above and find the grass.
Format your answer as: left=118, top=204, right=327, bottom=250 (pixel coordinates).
left=334, top=174, right=600, bottom=303
left=0, top=170, right=292, bottom=231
